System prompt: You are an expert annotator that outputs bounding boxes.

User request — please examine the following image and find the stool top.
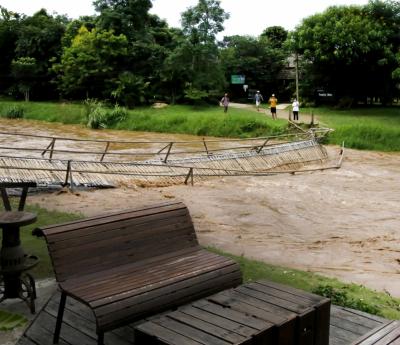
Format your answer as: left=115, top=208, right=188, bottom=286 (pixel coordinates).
left=0, top=211, right=37, bottom=227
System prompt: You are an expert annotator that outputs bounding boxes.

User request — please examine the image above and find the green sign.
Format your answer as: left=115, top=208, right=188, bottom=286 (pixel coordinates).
left=231, top=75, right=245, bottom=84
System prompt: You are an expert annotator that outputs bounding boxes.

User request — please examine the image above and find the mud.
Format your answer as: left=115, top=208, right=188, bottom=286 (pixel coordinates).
left=1, top=119, right=399, bottom=297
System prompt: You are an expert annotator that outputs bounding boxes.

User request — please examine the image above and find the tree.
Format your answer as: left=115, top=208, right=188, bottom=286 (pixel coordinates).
left=11, top=56, right=39, bottom=101
left=178, top=0, right=229, bottom=102
left=291, top=1, right=400, bottom=104
left=14, top=9, right=67, bottom=99
left=52, top=26, right=129, bottom=99
left=94, top=0, right=152, bottom=39
left=0, top=7, right=21, bottom=94
left=261, top=26, right=288, bottom=49
left=220, top=35, right=289, bottom=100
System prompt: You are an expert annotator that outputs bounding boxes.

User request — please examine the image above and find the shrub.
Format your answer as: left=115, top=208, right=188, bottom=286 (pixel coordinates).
left=84, top=99, right=127, bottom=129
left=2, top=105, right=24, bottom=119
left=313, top=284, right=379, bottom=315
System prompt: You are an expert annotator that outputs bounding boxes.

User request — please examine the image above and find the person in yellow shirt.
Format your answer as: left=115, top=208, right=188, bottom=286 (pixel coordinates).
left=268, top=94, right=278, bottom=120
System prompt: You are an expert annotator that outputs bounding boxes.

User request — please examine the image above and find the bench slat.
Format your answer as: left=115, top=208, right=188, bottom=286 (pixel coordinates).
left=65, top=251, right=234, bottom=301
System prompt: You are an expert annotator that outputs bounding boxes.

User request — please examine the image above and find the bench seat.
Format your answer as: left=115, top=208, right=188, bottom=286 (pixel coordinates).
left=61, top=246, right=241, bottom=332
left=38, top=201, right=242, bottom=345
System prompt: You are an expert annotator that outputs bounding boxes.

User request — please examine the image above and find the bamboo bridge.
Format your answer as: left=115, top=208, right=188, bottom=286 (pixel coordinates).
left=0, top=128, right=343, bottom=188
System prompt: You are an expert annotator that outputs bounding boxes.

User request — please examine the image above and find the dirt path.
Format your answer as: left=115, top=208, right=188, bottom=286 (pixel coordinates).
left=29, top=146, right=400, bottom=297
left=230, top=102, right=316, bottom=124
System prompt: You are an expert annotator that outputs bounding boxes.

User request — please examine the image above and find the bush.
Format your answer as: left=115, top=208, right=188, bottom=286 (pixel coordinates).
left=2, top=105, right=24, bottom=119
left=313, top=284, right=379, bottom=315
left=84, top=99, right=127, bottom=129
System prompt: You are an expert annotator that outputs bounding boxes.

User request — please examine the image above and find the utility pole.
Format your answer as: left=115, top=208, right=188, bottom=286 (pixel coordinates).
left=295, top=53, right=299, bottom=102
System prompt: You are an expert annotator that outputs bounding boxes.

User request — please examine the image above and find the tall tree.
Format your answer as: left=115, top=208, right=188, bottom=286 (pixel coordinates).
left=178, top=0, right=229, bottom=101
left=261, top=26, right=288, bottom=49
left=52, top=26, right=129, bottom=99
left=11, top=56, right=39, bottom=101
left=14, top=9, right=67, bottom=99
left=0, top=7, right=21, bottom=93
left=94, top=0, right=152, bottom=39
left=291, top=1, right=400, bottom=104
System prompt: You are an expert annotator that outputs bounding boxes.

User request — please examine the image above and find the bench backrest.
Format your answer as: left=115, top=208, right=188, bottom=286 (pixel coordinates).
left=40, top=201, right=199, bottom=282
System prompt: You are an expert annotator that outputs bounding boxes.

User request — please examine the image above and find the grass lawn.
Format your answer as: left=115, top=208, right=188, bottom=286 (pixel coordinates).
left=1, top=100, right=399, bottom=151
left=305, top=106, right=400, bottom=151
left=0, top=100, right=287, bottom=138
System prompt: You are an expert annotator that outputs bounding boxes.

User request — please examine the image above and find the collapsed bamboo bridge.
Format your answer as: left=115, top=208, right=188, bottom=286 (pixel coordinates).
left=0, top=128, right=343, bottom=188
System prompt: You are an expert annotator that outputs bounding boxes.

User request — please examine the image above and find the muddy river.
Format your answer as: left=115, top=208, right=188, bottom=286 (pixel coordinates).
left=1, top=119, right=399, bottom=297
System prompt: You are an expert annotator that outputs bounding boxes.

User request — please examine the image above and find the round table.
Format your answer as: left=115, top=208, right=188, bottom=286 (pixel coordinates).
left=0, top=211, right=39, bottom=313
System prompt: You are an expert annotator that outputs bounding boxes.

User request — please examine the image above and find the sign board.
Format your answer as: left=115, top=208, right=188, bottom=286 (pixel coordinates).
left=231, top=75, right=245, bottom=84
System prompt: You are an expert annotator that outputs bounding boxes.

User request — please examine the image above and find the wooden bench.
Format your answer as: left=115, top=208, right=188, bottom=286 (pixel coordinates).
left=38, top=201, right=242, bottom=345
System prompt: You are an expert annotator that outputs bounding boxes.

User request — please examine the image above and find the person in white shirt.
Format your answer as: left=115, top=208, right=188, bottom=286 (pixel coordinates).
left=292, top=98, right=300, bottom=121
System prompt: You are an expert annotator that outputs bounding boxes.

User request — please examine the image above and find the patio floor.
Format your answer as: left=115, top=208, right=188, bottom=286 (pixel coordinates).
left=16, top=291, right=389, bottom=345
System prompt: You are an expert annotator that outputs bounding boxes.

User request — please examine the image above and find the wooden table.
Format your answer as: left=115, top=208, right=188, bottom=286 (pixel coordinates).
left=134, top=280, right=331, bottom=345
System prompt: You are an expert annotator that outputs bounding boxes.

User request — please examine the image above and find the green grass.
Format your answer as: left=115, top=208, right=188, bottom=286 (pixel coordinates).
left=209, top=247, right=400, bottom=320
left=0, top=100, right=288, bottom=138
left=304, top=106, right=400, bottom=151
left=0, top=310, right=27, bottom=331
left=0, top=100, right=399, bottom=150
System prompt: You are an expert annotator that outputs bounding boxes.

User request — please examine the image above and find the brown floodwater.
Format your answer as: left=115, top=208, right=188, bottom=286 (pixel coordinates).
left=0, top=118, right=292, bottom=163
left=2, top=118, right=399, bottom=298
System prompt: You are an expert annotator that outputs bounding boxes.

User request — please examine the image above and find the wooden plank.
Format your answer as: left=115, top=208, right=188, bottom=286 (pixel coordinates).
left=330, top=315, right=372, bottom=336
left=152, top=316, right=232, bottom=345
left=178, top=304, right=260, bottom=338
left=135, top=320, right=204, bottom=345
left=75, top=256, right=238, bottom=305
left=331, top=305, right=385, bottom=330
left=207, top=290, right=296, bottom=345
left=96, top=268, right=242, bottom=331
left=64, top=249, right=230, bottom=299
left=167, top=310, right=249, bottom=344
left=330, top=324, right=364, bottom=344
left=374, top=326, right=400, bottom=345
left=41, top=201, right=186, bottom=234
left=192, top=300, right=272, bottom=331
left=352, top=321, right=400, bottom=345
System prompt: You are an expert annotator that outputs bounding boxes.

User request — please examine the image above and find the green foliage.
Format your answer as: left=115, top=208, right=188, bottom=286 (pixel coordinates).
left=313, top=285, right=379, bottom=315
left=52, top=26, right=129, bottom=99
left=111, top=72, right=149, bottom=107
left=305, top=106, right=400, bottom=151
left=0, top=310, right=27, bottom=331
left=291, top=1, right=400, bottom=102
left=1, top=104, right=24, bottom=118
left=220, top=34, right=289, bottom=100
left=84, top=99, right=127, bottom=129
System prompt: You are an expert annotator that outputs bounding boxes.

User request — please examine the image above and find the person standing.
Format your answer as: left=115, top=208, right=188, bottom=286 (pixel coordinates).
left=292, top=98, right=300, bottom=121
left=268, top=94, right=278, bottom=120
left=220, top=93, right=230, bottom=113
left=254, top=91, right=264, bottom=112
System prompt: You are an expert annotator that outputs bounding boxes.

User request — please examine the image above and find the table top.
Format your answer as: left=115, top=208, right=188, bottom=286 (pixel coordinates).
left=0, top=211, right=37, bottom=227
